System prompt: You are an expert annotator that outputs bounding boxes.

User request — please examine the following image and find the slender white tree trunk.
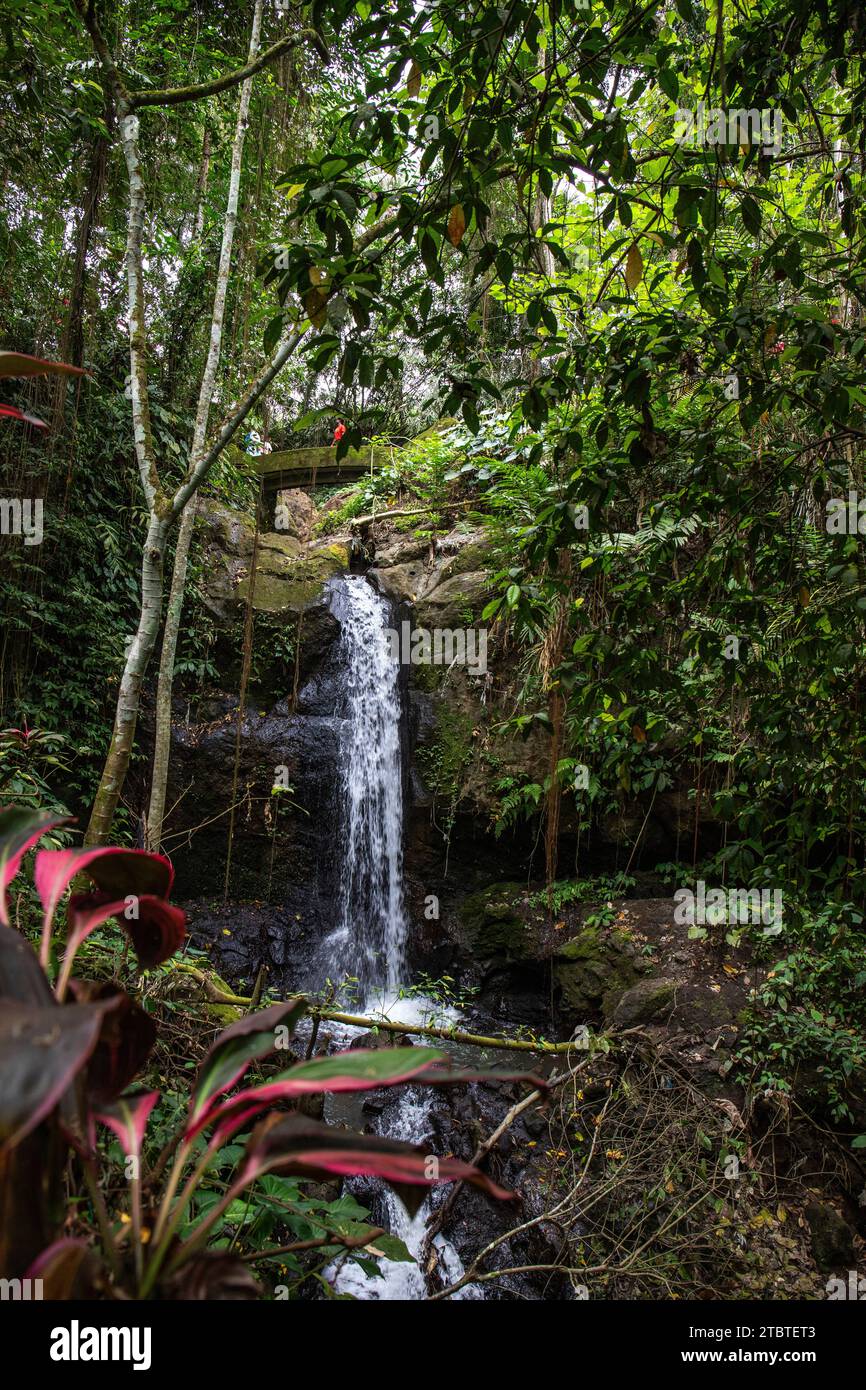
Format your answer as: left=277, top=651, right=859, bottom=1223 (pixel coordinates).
left=85, top=103, right=162, bottom=847
left=145, top=0, right=263, bottom=851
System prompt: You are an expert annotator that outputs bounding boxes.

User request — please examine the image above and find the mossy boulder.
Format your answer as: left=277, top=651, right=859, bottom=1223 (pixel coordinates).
left=415, top=570, right=491, bottom=627
left=237, top=542, right=349, bottom=613
left=608, top=976, right=679, bottom=1027
left=197, top=499, right=256, bottom=555
left=197, top=496, right=349, bottom=620
left=459, top=883, right=540, bottom=961
left=554, top=924, right=642, bottom=1018
left=438, top=536, right=496, bottom=582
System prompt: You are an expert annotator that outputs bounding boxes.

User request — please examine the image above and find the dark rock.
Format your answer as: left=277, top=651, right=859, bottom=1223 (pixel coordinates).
left=553, top=924, right=642, bottom=1019
left=459, top=883, right=538, bottom=961
left=608, top=976, right=679, bottom=1027
left=805, top=1201, right=856, bottom=1271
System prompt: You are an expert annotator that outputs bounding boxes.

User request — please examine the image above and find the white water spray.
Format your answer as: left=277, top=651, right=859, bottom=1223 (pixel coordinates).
left=324, top=575, right=408, bottom=999
left=321, top=576, right=478, bottom=1299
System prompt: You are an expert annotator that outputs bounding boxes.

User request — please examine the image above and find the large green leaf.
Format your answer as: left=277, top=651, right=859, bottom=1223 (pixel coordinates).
left=189, top=1045, right=446, bottom=1140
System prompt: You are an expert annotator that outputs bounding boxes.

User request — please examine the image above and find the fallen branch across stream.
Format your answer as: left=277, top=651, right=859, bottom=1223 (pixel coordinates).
left=168, top=961, right=596, bottom=1055
left=348, top=501, right=474, bottom=529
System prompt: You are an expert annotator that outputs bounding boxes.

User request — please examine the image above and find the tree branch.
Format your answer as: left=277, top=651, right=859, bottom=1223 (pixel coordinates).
left=170, top=328, right=307, bottom=518
left=129, top=30, right=329, bottom=109
left=164, top=965, right=592, bottom=1053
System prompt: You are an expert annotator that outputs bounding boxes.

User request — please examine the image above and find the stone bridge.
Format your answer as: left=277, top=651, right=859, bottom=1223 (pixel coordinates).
left=253, top=443, right=392, bottom=493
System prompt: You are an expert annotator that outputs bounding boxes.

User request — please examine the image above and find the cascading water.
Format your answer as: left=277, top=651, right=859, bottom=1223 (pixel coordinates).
left=321, top=574, right=408, bottom=1005
left=318, top=574, right=478, bottom=1299
left=332, top=1087, right=481, bottom=1301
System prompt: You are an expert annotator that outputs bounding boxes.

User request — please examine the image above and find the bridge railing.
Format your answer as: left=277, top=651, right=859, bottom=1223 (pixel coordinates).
left=253, top=443, right=392, bottom=491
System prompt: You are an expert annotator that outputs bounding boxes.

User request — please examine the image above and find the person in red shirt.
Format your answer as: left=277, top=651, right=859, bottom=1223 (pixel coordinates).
left=332, top=420, right=346, bottom=443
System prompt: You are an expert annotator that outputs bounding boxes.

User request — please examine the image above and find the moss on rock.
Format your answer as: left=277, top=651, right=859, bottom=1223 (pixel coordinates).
left=415, top=705, right=475, bottom=805
left=607, top=976, right=679, bottom=1027
left=554, top=924, right=642, bottom=1017
left=459, top=882, right=539, bottom=960
left=237, top=542, right=349, bottom=613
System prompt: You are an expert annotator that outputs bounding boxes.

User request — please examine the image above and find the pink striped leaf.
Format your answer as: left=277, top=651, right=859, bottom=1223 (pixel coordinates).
left=188, top=999, right=308, bottom=1129
left=0, top=806, right=68, bottom=926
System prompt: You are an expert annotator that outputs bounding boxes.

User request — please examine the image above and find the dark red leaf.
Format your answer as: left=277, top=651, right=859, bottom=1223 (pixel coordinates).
left=0, top=404, right=48, bottom=427
left=0, top=998, right=119, bottom=1151
left=0, top=351, right=86, bottom=379
left=94, top=1090, right=159, bottom=1156
left=240, top=1112, right=514, bottom=1200
left=67, top=980, right=157, bottom=1102
left=35, top=847, right=174, bottom=931
left=65, top=891, right=185, bottom=969
left=0, top=922, right=53, bottom=1005
left=187, top=1045, right=446, bottom=1141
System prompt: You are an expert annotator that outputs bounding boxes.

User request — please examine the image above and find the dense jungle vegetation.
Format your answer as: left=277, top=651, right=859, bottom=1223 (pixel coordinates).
left=1, top=0, right=865, bottom=1318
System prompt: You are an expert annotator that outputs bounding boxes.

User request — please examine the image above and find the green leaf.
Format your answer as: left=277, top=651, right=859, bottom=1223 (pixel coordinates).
left=741, top=197, right=762, bottom=236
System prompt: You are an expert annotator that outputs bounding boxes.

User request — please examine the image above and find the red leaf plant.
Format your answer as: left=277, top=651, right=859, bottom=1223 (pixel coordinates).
left=0, top=806, right=544, bottom=1299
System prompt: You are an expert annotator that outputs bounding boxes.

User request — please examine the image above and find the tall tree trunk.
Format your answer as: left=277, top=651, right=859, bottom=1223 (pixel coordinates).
left=76, top=0, right=320, bottom=849
left=84, top=92, right=162, bottom=848
left=193, top=124, right=212, bottom=241
left=87, top=513, right=168, bottom=843
left=145, top=0, right=264, bottom=852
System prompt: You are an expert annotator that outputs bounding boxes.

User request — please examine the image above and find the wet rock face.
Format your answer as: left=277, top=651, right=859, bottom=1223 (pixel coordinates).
left=165, top=700, right=344, bottom=909
left=195, top=497, right=349, bottom=623
left=183, top=897, right=324, bottom=995
left=153, top=500, right=354, bottom=932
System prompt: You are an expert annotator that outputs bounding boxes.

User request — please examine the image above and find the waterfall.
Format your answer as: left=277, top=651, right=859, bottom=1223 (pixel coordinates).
left=323, top=574, right=408, bottom=1002
left=317, top=575, right=479, bottom=1299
